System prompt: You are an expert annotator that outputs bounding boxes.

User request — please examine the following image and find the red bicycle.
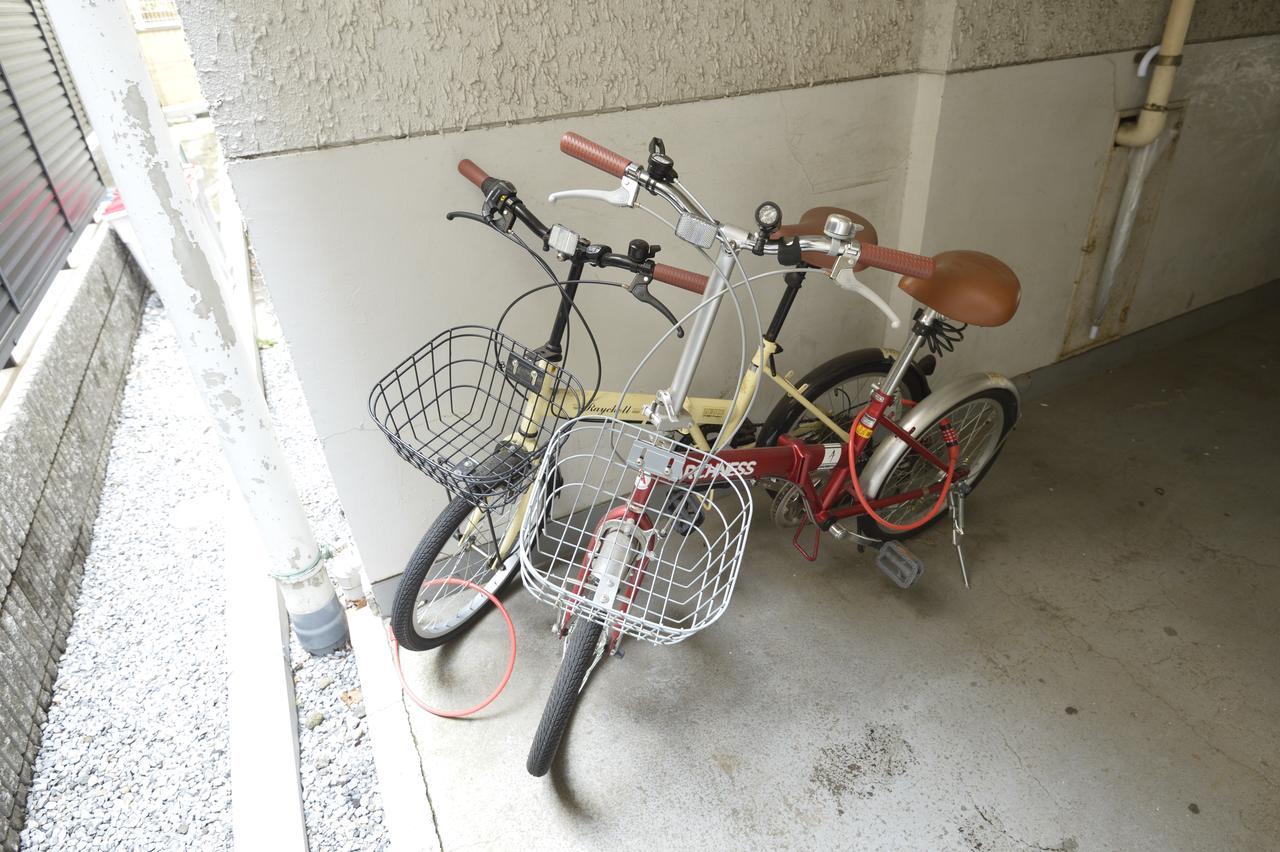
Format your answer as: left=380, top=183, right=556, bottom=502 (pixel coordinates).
left=517, top=132, right=1022, bottom=776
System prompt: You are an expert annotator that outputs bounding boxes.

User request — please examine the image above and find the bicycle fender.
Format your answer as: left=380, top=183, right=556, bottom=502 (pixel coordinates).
left=859, top=372, right=1020, bottom=496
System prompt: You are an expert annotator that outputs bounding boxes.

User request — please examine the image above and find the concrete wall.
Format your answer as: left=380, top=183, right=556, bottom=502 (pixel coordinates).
left=229, top=75, right=919, bottom=583
left=919, top=34, right=1280, bottom=381
left=179, top=2, right=1280, bottom=582
left=0, top=226, right=148, bottom=849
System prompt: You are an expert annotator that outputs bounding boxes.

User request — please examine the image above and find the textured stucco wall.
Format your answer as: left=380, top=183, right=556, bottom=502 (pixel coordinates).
left=180, top=0, right=1280, bottom=159
left=0, top=227, right=148, bottom=849
left=949, top=0, right=1280, bottom=70
left=179, top=0, right=924, bottom=159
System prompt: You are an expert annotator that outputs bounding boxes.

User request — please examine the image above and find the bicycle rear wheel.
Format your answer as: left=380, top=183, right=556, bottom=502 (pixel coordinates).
left=527, top=618, right=603, bottom=777
left=390, top=496, right=524, bottom=651
left=756, top=348, right=929, bottom=447
left=858, top=387, right=1017, bottom=539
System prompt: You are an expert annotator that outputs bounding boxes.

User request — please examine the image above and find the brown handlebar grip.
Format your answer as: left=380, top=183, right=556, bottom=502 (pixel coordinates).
left=651, top=263, right=708, bottom=295
left=458, top=159, right=490, bottom=189
left=560, top=132, right=632, bottom=178
left=858, top=243, right=936, bottom=279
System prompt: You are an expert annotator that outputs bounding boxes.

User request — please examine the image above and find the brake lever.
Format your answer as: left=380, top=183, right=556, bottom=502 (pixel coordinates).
left=548, top=176, right=640, bottom=208
left=626, top=273, right=684, bottom=337
left=476, top=190, right=513, bottom=234
left=832, top=265, right=902, bottom=329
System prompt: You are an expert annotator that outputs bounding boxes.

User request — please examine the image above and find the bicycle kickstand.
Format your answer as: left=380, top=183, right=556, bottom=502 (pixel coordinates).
left=949, top=487, right=971, bottom=589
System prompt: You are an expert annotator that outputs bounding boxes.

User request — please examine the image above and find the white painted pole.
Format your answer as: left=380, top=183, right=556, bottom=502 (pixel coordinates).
left=45, top=0, right=348, bottom=653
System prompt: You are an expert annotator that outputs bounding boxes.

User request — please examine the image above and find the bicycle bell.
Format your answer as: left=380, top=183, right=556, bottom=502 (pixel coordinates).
left=824, top=212, right=862, bottom=242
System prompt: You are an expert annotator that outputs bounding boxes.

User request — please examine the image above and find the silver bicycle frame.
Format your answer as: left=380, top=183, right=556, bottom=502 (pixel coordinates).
left=646, top=246, right=737, bottom=430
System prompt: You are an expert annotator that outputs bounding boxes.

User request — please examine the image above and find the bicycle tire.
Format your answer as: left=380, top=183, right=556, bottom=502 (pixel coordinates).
left=527, top=618, right=603, bottom=777
left=858, top=387, right=1018, bottom=540
left=390, top=496, right=522, bottom=651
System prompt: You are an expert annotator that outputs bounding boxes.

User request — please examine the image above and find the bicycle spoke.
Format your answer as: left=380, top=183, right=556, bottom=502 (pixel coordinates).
left=875, top=399, right=1004, bottom=525
left=412, top=501, right=519, bottom=633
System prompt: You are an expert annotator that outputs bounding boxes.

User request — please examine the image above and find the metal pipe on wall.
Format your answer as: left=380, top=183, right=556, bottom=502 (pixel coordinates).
left=45, top=0, right=349, bottom=654
left=1091, top=0, right=1194, bottom=339
left=1088, top=133, right=1171, bottom=339
left=1116, top=0, right=1195, bottom=148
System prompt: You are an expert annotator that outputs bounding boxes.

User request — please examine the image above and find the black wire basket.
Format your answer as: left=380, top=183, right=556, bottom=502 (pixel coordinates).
left=369, top=326, right=587, bottom=507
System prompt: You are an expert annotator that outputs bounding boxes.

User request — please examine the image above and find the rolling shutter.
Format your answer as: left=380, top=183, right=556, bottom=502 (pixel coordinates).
left=0, top=0, right=104, bottom=364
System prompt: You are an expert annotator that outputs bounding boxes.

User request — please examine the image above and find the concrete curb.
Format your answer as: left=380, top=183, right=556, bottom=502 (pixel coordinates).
left=345, top=604, right=440, bottom=852
left=225, top=493, right=308, bottom=850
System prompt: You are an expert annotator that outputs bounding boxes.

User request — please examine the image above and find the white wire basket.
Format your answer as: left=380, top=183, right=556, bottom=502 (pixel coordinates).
left=518, top=417, right=753, bottom=646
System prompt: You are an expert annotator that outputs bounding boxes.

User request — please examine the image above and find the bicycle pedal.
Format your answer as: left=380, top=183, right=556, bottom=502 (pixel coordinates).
left=876, top=541, right=924, bottom=589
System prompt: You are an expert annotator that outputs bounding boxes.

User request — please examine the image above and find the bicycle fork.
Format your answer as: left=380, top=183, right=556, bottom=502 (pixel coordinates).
left=557, top=495, right=657, bottom=659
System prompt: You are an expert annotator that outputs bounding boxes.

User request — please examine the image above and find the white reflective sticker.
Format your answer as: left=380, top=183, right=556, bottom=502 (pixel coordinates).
left=818, top=443, right=843, bottom=471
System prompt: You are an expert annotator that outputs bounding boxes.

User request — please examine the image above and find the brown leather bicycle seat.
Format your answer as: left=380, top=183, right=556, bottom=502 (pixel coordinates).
left=898, top=250, right=1020, bottom=327
left=775, top=206, right=878, bottom=271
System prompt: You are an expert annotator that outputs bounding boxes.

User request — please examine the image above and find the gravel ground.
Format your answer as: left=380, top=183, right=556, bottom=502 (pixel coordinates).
left=21, top=296, right=233, bottom=851
left=259, top=312, right=390, bottom=852
left=20, top=295, right=389, bottom=851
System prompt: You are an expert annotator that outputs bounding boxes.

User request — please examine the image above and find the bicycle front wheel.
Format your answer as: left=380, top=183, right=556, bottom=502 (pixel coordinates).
left=390, top=495, right=526, bottom=651
left=527, top=618, right=603, bottom=777
left=859, top=387, right=1018, bottom=540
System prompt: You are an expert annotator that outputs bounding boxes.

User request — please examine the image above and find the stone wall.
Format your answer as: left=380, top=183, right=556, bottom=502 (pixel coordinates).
left=0, top=226, right=148, bottom=850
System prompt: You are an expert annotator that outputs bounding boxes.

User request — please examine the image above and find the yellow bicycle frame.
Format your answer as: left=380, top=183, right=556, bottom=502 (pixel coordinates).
left=467, top=337, right=891, bottom=555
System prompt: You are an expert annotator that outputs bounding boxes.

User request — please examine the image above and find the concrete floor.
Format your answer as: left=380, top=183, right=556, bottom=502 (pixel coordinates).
left=395, top=312, right=1279, bottom=850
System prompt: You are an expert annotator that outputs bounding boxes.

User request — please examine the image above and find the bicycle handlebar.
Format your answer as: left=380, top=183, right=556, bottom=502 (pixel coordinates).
left=453, top=156, right=707, bottom=297
left=458, top=158, right=490, bottom=189
left=651, top=263, right=708, bottom=295
left=560, top=132, right=633, bottom=178
left=554, top=134, right=935, bottom=283
left=857, top=243, right=935, bottom=279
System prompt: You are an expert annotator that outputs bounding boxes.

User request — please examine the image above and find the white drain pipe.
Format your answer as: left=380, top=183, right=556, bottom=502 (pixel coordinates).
left=46, top=0, right=348, bottom=654
left=1116, top=0, right=1195, bottom=148
left=1088, top=132, right=1170, bottom=339
left=1090, top=0, right=1194, bottom=339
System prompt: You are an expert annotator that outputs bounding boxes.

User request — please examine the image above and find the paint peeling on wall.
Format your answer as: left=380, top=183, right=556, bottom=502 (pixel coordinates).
left=120, top=82, right=239, bottom=350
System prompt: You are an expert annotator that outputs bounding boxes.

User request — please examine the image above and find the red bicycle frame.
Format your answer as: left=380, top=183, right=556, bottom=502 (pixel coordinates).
left=622, top=395, right=965, bottom=556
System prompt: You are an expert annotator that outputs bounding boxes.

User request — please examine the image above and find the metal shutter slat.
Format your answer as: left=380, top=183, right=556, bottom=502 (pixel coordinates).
left=10, top=77, right=59, bottom=114
left=0, top=52, right=51, bottom=78
left=0, top=155, right=46, bottom=214
left=13, top=217, right=71, bottom=292
left=8, top=206, right=65, bottom=285
left=2, top=199, right=62, bottom=285
left=0, top=169, right=45, bottom=220
left=30, top=0, right=89, bottom=138
left=0, top=180, right=56, bottom=255
left=36, top=118, right=79, bottom=167
left=2, top=58, right=57, bottom=91
left=0, top=0, right=104, bottom=360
